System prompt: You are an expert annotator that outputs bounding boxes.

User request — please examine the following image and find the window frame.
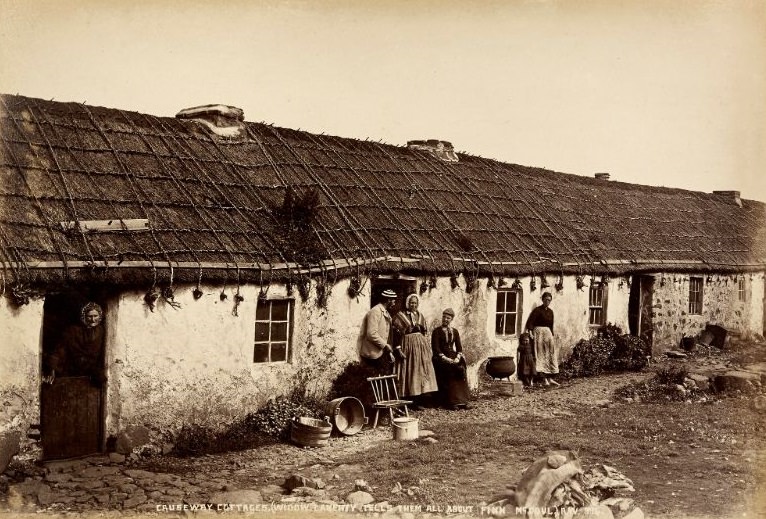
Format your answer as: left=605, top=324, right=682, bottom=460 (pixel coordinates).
left=588, top=282, right=608, bottom=326
left=737, top=277, right=748, bottom=302
left=689, top=277, right=703, bottom=315
left=253, top=298, right=293, bottom=364
left=495, top=288, right=522, bottom=337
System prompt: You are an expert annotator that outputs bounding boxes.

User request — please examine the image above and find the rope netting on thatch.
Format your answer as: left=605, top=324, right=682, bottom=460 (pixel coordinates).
left=1, top=93, right=765, bottom=298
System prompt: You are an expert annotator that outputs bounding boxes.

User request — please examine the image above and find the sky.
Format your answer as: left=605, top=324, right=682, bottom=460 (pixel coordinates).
left=1, top=0, right=765, bottom=202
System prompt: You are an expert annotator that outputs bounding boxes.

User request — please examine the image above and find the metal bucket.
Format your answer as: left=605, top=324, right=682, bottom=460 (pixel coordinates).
left=290, top=417, right=332, bottom=447
left=391, top=417, right=419, bottom=441
left=325, top=397, right=368, bottom=436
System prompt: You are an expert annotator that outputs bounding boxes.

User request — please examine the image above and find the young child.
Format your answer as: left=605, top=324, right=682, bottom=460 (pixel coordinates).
left=516, top=333, right=537, bottom=387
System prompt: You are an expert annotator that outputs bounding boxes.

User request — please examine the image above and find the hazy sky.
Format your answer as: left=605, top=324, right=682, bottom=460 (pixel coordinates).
left=2, top=0, right=765, bottom=201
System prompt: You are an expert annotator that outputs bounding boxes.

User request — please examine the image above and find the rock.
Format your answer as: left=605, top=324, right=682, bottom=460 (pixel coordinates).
left=713, top=371, right=761, bottom=393
left=79, top=465, right=121, bottom=478
left=593, top=399, right=611, bottom=408
left=420, top=437, right=438, bottom=444
left=291, top=486, right=326, bottom=497
left=666, top=350, right=687, bottom=358
left=688, top=374, right=711, bottom=391
left=622, top=507, right=645, bottom=519
left=600, top=497, right=635, bottom=514
left=259, top=484, right=285, bottom=499
left=161, top=442, right=175, bottom=455
left=44, top=473, right=72, bottom=483
left=78, top=479, right=105, bottom=490
left=419, top=430, right=435, bottom=438
left=35, top=484, right=54, bottom=505
left=115, top=425, right=151, bottom=454
left=124, top=469, right=155, bottom=479
left=209, top=489, right=264, bottom=504
left=111, top=492, right=129, bottom=502
left=165, top=488, right=185, bottom=497
left=0, top=430, right=21, bottom=474
left=354, top=479, right=372, bottom=492
left=346, top=490, right=375, bottom=505
left=109, top=452, right=126, bottom=464
left=574, top=505, right=614, bottom=519
left=752, top=395, right=766, bottom=412
left=283, top=474, right=322, bottom=491
left=123, top=494, right=148, bottom=508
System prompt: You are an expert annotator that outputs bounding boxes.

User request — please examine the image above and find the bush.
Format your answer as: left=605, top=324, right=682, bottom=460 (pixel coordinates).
left=560, top=323, right=649, bottom=379
left=654, top=365, right=688, bottom=385
left=329, top=361, right=378, bottom=409
left=244, top=396, right=324, bottom=440
left=173, top=421, right=275, bottom=457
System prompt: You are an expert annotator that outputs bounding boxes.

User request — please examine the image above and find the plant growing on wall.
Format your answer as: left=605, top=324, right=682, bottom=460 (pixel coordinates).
left=271, top=187, right=325, bottom=266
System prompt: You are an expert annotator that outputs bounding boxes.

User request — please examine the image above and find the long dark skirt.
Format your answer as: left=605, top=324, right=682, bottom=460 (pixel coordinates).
left=434, top=362, right=470, bottom=407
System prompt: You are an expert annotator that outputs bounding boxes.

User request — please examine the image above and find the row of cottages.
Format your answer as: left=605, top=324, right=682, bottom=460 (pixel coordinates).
left=1, top=93, right=765, bottom=459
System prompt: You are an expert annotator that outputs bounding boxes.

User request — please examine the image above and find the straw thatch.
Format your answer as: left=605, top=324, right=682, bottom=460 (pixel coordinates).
left=1, top=93, right=764, bottom=290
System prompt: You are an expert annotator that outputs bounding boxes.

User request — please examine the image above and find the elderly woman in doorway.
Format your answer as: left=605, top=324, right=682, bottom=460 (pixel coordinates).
left=44, top=302, right=106, bottom=388
left=392, top=293, right=438, bottom=409
left=525, top=292, right=559, bottom=387
left=431, top=308, right=471, bottom=410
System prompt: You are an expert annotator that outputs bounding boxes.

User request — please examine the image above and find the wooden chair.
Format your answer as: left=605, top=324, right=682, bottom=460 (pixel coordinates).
left=367, top=374, right=412, bottom=428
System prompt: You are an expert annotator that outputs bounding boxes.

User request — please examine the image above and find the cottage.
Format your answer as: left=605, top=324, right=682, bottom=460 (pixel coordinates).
left=1, top=94, right=764, bottom=459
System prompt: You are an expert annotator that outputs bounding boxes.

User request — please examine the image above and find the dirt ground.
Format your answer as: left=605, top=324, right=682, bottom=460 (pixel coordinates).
left=3, top=341, right=765, bottom=519
left=131, top=341, right=766, bottom=519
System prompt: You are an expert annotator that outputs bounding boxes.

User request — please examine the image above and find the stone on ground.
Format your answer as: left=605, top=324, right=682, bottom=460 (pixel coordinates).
left=209, top=489, right=264, bottom=504
left=346, top=490, right=374, bottom=505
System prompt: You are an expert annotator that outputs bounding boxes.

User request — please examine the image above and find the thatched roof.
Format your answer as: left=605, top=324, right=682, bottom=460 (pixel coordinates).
left=1, top=93, right=764, bottom=290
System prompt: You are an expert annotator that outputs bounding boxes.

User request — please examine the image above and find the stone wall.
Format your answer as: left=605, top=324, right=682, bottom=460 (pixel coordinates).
left=650, top=272, right=766, bottom=351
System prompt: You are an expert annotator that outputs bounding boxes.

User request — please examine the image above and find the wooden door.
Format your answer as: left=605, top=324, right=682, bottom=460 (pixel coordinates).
left=41, top=292, right=106, bottom=460
left=41, top=378, right=102, bottom=460
left=628, top=275, right=654, bottom=349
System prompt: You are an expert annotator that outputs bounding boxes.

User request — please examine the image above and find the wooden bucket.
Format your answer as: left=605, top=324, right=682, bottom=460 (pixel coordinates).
left=290, top=417, right=332, bottom=447
left=391, top=417, right=419, bottom=441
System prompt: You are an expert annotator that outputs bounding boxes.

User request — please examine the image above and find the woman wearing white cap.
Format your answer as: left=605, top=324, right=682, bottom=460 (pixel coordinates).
left=392, top=293, right=438, bottom=408
left=359, top=289, right=398, bottom=373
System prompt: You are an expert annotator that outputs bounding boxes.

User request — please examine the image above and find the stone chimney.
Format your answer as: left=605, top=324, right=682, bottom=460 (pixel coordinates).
left=407, top=140, right=459, bottom=163
left=176, top=104, right=245, bottom=138
left=594, top=172, right=610, bottom=180
left=712, top=190, right=742, bottom=208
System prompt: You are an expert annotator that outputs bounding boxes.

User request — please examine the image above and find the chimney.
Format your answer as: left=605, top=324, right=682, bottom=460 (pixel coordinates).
left=712, top=190, right=742, bottom=208
left=176, top=104, right=245, bottom=138
left=594, top=172, right=610, bottom=180
left=407, top=139, right=459, bottom=163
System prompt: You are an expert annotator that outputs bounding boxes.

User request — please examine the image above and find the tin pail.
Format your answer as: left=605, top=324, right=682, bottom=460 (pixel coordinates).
left=391, top=417, right=419, bottom=441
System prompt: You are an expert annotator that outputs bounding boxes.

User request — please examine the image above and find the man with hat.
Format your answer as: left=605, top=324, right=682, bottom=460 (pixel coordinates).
left=359, top=289, right=398, bottom=373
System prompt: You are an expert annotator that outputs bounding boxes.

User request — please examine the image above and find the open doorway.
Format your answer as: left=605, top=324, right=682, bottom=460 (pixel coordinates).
left=628, top=275, right=654, bottom=353
left=370, top=276, right=417, bottom=318
left=41, top=289, right=110, bottom=460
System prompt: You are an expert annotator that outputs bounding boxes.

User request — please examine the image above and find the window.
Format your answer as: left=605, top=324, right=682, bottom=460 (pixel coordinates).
left=588, top=283, right=607, bottom=326
left=689, top=277, right=703, bottom=314
left=495, top=289, right=522, bottom=336
left=738, top=277, right=748, bottom=302
left=254, top=299, right=292, bottom=363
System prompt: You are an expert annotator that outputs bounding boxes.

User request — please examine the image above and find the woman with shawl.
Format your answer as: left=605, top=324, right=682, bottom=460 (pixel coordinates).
left=392, top=293, right=438, bottom=408
left=431, top=307, right=471, bottom=410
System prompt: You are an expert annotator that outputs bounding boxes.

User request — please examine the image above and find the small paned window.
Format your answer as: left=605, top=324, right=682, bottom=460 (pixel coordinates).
left=689, top=277, right=703, bottom=314
left=588, top=283, right=607, bottom=326
left=495, top=289, right=522, bottom=336
left=254, top=299, right=292, bottom=363
left=737, top=277, right=748, bottom=302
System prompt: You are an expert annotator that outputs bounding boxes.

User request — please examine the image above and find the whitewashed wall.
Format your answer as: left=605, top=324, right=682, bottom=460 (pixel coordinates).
left=108, top=278, right=370, bottom=436
left=0, top=297, right=43, bottom=436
